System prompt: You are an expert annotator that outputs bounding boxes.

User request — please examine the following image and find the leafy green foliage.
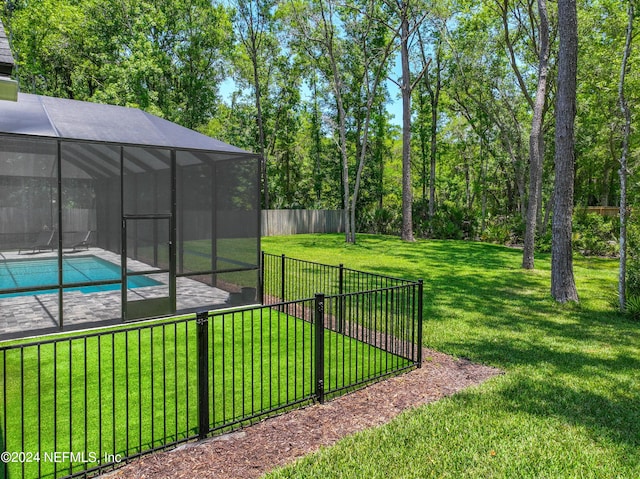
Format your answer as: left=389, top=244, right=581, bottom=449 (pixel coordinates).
left=572, top=210, right=619, bottom=256
left=535, top=228, right=553, bottom=253
left=2, top=0, right=639, bottom=241
left=480, top=214, right=525, bottom=245
left=357, top=206, right=400, bottom=235
left=5, top=0, right=232, bottom=128
left=429, top=200, right=475, bottom=240
left=623, top=293, right=640, bottom=321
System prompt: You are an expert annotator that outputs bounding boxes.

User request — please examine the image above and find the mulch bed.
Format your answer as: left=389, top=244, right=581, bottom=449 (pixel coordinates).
left=102, top=348, right=501, bottom=479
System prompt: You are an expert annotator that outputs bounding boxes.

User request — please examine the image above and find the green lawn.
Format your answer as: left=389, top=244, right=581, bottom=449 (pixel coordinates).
left=0, top=306, right=410, bottom=479
left=261, top=234, right=640, bottom=479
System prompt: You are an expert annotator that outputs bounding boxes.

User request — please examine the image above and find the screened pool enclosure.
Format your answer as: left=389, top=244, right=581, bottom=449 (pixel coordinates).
left=0, top=93, right=260, bottom=339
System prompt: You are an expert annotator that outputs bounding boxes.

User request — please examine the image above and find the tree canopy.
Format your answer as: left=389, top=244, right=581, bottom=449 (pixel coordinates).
left=2, top=0, right=638, bottom=300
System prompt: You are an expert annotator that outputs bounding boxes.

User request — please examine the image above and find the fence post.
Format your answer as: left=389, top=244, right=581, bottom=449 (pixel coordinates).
left=281, top=254, right=286, bottom=302
left=338, top=264, right=344, bottom=333
left=314, top=293, right=325, bottom=404
left=260, top=251, right=265, bottom=304
left=196, top=311, right=210, bottom=440
left=417, top=280, right=424, bottom=368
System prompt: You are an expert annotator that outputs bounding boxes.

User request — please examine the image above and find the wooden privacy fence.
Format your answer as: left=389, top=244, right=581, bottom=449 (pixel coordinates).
left=262, top=209, right=345, bottom=236
left=585, top=206, right=622, bottom=217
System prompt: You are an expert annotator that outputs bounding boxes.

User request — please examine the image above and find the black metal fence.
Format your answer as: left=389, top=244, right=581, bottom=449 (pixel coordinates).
left=261, top=252, right=418, bottom=302
left=0, top=254, right=422, bottom=479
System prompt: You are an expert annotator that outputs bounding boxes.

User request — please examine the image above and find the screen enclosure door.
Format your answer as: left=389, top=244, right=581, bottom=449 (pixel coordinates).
left=123, top=215, right=175, bottom=320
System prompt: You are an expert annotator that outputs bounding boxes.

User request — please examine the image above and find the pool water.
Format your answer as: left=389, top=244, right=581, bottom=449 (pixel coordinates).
left=0, top=255, right=161, bottom=298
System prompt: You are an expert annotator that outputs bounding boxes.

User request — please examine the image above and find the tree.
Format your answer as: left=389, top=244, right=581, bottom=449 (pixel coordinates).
left=233, top=0, right=277, bottom=208
left=573, top=1, right=633, bottom=209
left=416, top=16, right=445, bottom=225
left=550, top=0, right=578, bottom=303
left=6, top=0, right=91, bottom=98
left=618, top=0, right=634, bottom=311
left=398, top=0, right=416, bottom=242
left=522, top=0, right=551, bottom=269
left=446, top=6, right=531, bottom=220
left=383, top=0, right=429, bottom=242
left=426, top=37, right=442, bottom=223
left=289, top=0, right=353, bottom=242
left=288, top=0, right=395, bottom=243
left=7, top=0, right=232, bottom=129
left=171, top=0, right=234, bottom=129
left=345, top=1, right=398, bottom=244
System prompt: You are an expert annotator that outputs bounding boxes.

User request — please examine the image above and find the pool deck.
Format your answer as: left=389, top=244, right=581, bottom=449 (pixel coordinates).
left=0, top=248, right=234, bottom=340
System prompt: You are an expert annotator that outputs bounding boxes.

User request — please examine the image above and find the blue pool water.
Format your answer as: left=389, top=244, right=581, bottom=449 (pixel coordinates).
left=0, top=255, right=161, bottom=298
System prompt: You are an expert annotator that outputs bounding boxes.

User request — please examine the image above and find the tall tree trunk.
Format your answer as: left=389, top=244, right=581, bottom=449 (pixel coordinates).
left=400, top=13, right=414, bottom=242
left=551, top=0, right=578, bottom=303
left=311, top=76, right=323, bottom=203
left=419, top=86, right=428, bottom=202
left=315, top=0, right=352, bottom=243
left=428, top=48, right=441, bottom=221
left=351, top=20, right=397, bottom=246
left=252, top=57, right=270, bottom=209
left=522, top=0, right=550, bottom=269
left=480, top=138, right=488, bottom=235
left=379, top=104, right=385, bottom=210
left=336, top=90, right=352, bottom=243
left=236, top=0, right=271, bottom=209
left=418, top=29, right=441, bottom=225
left=618, top=1, right=634, bottom=311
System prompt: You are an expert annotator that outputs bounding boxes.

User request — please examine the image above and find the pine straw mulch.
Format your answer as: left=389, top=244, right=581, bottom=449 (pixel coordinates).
left=102, top=348, right=501, bottom=479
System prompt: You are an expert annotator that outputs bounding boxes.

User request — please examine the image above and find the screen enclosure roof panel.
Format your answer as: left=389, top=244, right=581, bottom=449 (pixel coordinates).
left=0, top=93, right=254, bottom=156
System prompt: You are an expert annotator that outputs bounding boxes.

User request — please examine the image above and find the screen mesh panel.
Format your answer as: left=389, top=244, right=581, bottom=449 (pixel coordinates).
left=215, top=157, right=260, bottom=272
left=0, top=135, right=60, bottom=328
left=0, top=135, right=57, bottom=251
left=175, top=151, right=260, bottom=311
left=61, top=141, right=120, bottom=257
left=177, top=151, right=214, bottom=275
left=124, top=147, right=171, bottom=215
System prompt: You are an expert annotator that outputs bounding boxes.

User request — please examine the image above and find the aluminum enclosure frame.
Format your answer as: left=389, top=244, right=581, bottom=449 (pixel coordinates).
left=0, top=94, right=261, bottom=339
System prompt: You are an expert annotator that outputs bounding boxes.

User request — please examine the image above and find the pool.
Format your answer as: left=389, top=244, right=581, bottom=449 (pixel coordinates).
left=0, top=255, right=161, bottom=298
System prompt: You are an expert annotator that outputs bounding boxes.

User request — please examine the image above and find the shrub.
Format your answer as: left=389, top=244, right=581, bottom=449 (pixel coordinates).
left=623, top=293, right=640, bottom=321
left=572, top=210, right=618, bottom=256
left=429, top=201, right=474, bottom=240
left=357, top=206, right=400, bottom=235
left=412, top=198, right=431, bottom=238
left=480, top=215, right=525, bottom=245
left=627, top=257, right=640, bottom=294
left=535, top=228, right=553, bottom=253
left=535, top=210, right=619, bottom=256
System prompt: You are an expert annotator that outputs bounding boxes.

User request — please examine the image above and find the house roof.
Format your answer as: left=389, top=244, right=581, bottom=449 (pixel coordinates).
left=0, top=93, right=255, bottom=156
left=0, top=19, right=15, bottom=76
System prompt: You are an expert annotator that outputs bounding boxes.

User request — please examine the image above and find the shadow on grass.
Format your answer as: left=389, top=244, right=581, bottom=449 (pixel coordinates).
left=445, top=323, right=640, bottom=372
left=494, top=372, right=640, bottom=451
left=439, top=302, right=640, bottom=450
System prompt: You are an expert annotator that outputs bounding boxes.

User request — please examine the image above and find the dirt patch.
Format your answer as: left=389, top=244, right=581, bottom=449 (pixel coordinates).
left=102, top=348, right=501, bottom=479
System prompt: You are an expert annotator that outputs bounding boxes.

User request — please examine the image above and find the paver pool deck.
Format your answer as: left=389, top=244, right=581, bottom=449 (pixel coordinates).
left=0, top=248, right=231, bottom=339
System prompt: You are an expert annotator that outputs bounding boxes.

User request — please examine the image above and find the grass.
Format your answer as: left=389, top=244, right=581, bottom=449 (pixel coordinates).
left=261, top=234, right=640, bottom=479
left=0, top=306, right=409, bottom=479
